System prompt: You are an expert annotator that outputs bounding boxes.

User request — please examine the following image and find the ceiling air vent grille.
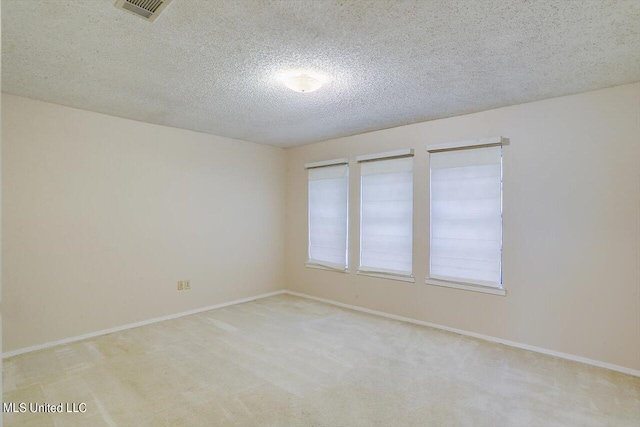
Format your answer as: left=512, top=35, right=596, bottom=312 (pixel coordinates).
left=114, top=0, right=173, bottom=22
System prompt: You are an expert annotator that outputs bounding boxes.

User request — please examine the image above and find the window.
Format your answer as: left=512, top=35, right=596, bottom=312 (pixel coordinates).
left=306, top=159, right=349, bottom=271
left=427, top=138, right=503, bottom=294
left=357, top=150, right=414, bottom=281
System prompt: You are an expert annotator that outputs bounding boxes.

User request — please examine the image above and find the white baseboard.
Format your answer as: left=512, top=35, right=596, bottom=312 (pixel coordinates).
left=5, top=288, right=638, bottom=378
left=2, top=290, right=286, bottom=359
left=284, top=290, right=640, bottom=378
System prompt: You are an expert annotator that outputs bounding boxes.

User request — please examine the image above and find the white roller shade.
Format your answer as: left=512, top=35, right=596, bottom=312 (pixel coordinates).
left=308, top=164, right=349, bottom=270
left=359, top=156, right=413, bottom=276
left=429, top=146, right=502, bottom=287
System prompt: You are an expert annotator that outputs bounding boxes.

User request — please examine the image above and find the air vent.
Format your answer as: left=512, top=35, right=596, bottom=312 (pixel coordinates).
left=114, top=0, right=173, bottom=22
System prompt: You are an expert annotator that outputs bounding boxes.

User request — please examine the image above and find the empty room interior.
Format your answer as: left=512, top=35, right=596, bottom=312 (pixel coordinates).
left=1, top=0, right=639, bottom=426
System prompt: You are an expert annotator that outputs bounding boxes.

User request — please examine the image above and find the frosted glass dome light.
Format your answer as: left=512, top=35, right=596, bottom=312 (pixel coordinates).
left=282, top=73, right=324, bottom=93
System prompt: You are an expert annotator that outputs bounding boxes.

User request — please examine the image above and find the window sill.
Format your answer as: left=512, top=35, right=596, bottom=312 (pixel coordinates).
left=358, top=270, right=415, bottom=283
left=305, top=262, right=349, bottom=274
left=425, top=277, right=506, bottom=296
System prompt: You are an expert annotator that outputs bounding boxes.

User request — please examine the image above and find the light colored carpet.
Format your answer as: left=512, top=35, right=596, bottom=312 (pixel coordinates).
left=3, top=294, right=639, bottom=426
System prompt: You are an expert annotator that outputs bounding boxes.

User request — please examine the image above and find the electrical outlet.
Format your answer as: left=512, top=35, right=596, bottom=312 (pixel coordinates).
left=184, top=280, right=191, bottom=290
left=177, top=281, right=184, bottom=291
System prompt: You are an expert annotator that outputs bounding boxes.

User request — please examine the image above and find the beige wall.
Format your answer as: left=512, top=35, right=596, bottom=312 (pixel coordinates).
left=285, top=83, right=640, bottom=371
left=2, top=94, right=286, bottom=353
left=3, top=84, right=639, bottom=372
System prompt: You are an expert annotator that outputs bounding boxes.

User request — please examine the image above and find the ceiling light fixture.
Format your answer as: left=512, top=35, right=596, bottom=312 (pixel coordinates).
left=281, top=72, right=326, bottom=93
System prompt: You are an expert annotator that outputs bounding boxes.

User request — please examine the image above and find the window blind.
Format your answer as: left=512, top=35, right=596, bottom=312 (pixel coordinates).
left=308, top=163, right=349, bottom=270
left=359, top=156, right=413, bottom=276
left=429, top=145, right=502, bottom=287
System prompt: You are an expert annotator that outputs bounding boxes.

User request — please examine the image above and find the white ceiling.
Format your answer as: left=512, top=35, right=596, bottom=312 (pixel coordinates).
left=2, top=1, right=639, bottom=148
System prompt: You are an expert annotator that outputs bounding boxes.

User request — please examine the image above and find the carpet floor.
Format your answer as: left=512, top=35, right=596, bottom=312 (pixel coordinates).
left=3, top=294, right=639, bottom=426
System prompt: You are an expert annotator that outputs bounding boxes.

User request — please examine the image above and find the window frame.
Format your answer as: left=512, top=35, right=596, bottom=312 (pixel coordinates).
left=305, top=158, right=350, bottom=273
left=356, top=149, right=415, bottom=283
left=425, top=137, right=506, bottom=296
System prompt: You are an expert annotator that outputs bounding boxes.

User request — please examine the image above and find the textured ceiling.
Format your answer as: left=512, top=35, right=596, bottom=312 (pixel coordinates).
left=2, top=0, right=639, bottom=147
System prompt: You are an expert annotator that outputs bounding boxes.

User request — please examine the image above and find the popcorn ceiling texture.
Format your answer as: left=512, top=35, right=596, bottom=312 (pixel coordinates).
left=2, top=0, right=639, bottom=147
